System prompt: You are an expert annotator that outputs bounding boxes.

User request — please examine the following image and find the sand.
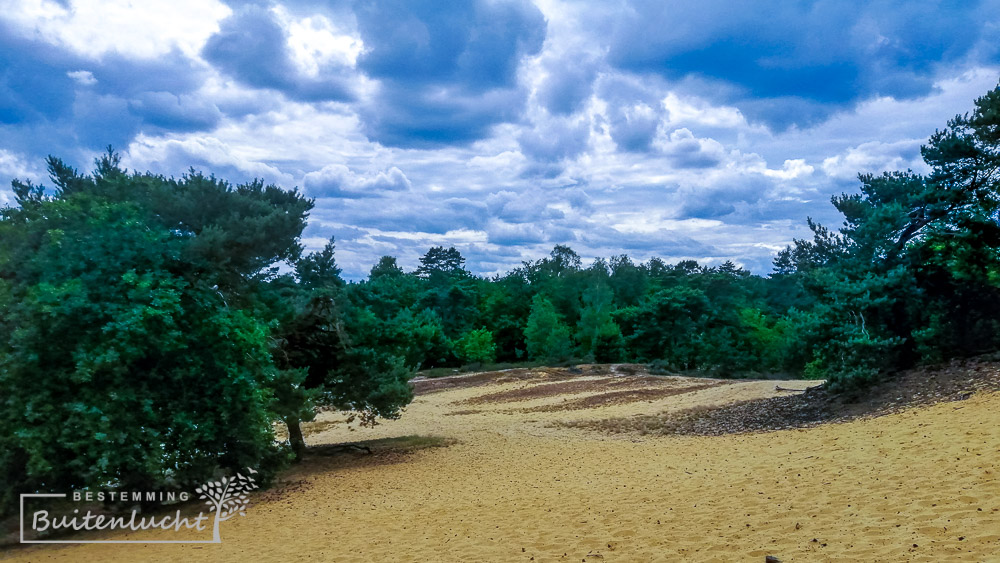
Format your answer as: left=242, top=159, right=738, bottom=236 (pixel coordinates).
left=4, top=371, right=999, bottom=562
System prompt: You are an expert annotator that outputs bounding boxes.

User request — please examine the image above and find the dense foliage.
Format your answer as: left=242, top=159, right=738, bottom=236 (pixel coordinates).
left=2, top=84, right=999, bottom=515
left=333, top=85, right=1000, bottom=394
left=0, top=154, right=412, bottom=512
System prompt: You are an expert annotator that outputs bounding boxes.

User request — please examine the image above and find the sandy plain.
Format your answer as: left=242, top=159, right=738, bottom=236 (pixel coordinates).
left=4, top=367, right=999, bottom=562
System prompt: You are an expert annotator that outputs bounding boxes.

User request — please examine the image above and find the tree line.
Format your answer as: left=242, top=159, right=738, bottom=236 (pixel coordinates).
left=1, top=84, right=998, bottom=515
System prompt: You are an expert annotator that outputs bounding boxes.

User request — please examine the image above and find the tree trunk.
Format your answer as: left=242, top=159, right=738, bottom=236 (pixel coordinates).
left=286, top=418, right=307, bottom=461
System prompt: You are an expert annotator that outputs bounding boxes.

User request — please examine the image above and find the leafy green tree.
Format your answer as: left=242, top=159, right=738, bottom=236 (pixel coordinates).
left=576, top=283, right=624, bottom=362
left=478, top=272, right=533, bottom=361
left=354, top=262, right=423, bottom=320
left=621, top=286, right=710, bottom=369
left=0, top=153, right=312, bottom=512
left=274, top=238, right=414, bottom=457
left=608, top=254, right=647, bottom=307
left=296, top=237, right=344, bottom=289
left=538, top=244, right=582, bottom=278
left=524, top=294, right=574, bottom=362
left=380, top=307, right=454, bottom=369
left=418, top=274, right=480, bottom=338
left=458, top=328, right=497, bottom=365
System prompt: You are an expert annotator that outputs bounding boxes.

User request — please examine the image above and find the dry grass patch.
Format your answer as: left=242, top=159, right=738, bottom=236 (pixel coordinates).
left=461, top=375, right=693, bottom=406
left=559, top=356, right=1000, bottom=437
left=558, top=397, right=824, bottom=436
left=520, top=382, right=725, bottom=413
left=412, top=367, right=577, bottom=395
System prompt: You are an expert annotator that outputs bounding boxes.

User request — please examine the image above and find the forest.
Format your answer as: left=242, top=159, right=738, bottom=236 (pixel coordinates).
left=1, top=84, right=998, bottom=514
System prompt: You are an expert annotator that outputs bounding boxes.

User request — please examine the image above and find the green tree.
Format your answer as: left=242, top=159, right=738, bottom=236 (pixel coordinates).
left=458, top=328, right=497, bottom=365
left=775, top=84, right=1000, bottom=389
left=622, top=286, right=710, bottom=370
left=414, top=246, right=466, bottom=278
left=380, top=307, right=454, bottom=369
left=576, top=283, right=624, bottom=362
left=274, top=238, right=414, bottom=458
left=0, top=153, right=312, bottom=512
left=369, top=255, right=405, bottom=279
left=524, top=294, right=574, bottom=362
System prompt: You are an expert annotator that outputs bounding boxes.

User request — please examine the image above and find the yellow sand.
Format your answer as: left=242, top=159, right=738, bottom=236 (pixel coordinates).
left=5, top=375, right=999, bottom=562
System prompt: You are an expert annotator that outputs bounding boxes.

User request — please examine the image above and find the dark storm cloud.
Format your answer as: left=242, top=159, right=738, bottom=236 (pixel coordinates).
left=0, top=21, right=224, bottom=165
left=0, top=23, right=79, bottom=126
left=607, top=0, right=1000, bottom=129
left=202, top=5, right=356, bottom=103
left=353, top=0, right=546, bottom=146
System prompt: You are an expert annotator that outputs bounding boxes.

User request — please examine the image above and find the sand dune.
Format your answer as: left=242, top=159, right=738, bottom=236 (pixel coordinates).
left=4, top=369, right=999, bottom=562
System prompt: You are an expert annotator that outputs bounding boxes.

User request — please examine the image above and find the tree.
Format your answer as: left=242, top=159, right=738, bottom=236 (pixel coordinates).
left=540, top=244, right=582, bottom=278
left=623, top=287, right=710, bottom=369
left=274, top=239, right=414, bottom=458
left=457, top=328, right=497, bottom=365
left=0, top=152, right=311, bottom=512
left=380, top=307, right=453, bottom=369
left=296, top=237, right=344, bottom=289
left=608, top=254, right=646, bottom=307
left=369, top=255, right=405, bottom=279
left=414, top=246, right=466, bottom=278
left=524, top=294, right=574, bottom=362
left=576, top=283, right=624, bottom=362
left=774, top=84, right=1000, bottom=389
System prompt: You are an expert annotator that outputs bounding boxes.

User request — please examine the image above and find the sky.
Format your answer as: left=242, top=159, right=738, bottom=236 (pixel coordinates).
left=1, top=0, right=999, bottom=279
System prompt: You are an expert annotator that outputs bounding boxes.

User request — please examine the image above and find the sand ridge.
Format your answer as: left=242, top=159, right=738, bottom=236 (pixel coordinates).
left=4, top=370, right=999, bottom=562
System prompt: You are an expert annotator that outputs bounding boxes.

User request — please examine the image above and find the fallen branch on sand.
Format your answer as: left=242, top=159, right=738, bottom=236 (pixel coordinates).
left=775, top=385, right=806, bottom=392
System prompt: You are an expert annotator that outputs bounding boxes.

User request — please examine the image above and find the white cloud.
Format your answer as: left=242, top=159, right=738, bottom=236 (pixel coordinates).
left=0, top=149, right=43, bottom=206
left=4, top=0, right=232, bottom=59
left=821, top=140, right=924, bottom=180
left=275, top=6, right=364, bottom=73
left=467, top=150, right=527, bottom=175
left=302, top=164, right=411, bottom=197
left=0, top=149, right=40, bottom=181
left=761, top=158, right=816, bottom=180
left=66, top=70, right=96, bottom=86
left=122, top=135, right=294, bottom=185
left=5, top=1, right=997, bottom=279
left=661, top=92, right=748, bottom=130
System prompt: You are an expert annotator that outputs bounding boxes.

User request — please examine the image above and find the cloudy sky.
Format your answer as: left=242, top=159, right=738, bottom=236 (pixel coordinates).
left=2, top=0, right=999, bottom=278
